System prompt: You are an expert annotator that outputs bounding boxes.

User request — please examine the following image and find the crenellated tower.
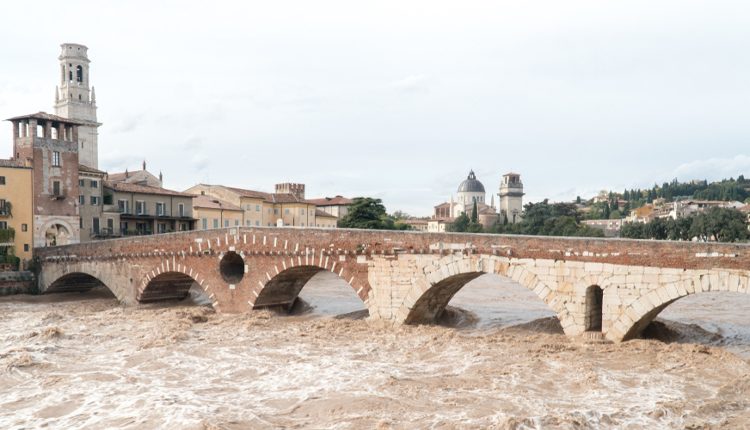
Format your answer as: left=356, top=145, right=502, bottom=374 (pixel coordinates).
left=54, top=43, right=100, bottom=168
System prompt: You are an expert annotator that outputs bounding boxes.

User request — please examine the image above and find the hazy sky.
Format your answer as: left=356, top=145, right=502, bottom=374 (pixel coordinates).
left=1, top=1, right=749, bottom=216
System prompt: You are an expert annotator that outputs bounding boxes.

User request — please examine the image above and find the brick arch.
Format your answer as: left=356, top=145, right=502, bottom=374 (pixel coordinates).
left=249, top=259, right=369, bottom=312
left=137, top=261, right=216, bottom=307
left=609, top=270, right=750, bottom=342
left=397, top=255, right=574, bottom=333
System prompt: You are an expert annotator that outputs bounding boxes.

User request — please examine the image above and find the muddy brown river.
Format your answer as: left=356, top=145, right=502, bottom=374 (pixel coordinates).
left=1, top=273, right=749, bottom=429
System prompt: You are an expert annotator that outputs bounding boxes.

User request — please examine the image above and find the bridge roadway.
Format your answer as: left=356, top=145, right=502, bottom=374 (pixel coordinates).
left=34, top=227, right=750, bottom=342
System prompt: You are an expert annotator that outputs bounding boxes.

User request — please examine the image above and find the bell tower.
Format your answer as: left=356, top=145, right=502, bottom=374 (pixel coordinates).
left=54, top=43, right=100, bottom=168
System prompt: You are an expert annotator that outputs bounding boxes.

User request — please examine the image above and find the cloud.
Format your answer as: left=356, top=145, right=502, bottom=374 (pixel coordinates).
left=110, top=114, right=144, bottom=134
left=389, top=74, right=430, bottom=94
left=671, top=155, right=750, bottom=181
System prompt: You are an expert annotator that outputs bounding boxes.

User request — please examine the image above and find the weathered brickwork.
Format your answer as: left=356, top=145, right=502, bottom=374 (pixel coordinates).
left=35, top=228, right=750, bottom=342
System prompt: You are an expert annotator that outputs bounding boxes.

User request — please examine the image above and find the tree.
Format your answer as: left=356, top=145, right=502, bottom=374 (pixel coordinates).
left=449, top=213, right=470, bottom=232
left=471, top=201, right=478, bottom=223
left=337, top=197, right=407, bottom=230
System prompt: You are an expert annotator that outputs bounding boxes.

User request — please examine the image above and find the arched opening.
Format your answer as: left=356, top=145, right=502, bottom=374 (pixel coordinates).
left=45, top=223, right=71, bottom=246
left=76, top=65, right=83, bottom=83
left=139, top=271, right=200, bottom=303
left=404, top=273, right=557, bottom=331
left=254, top=265, right=366, bottom=317
left=585, top=285, right=603, bottom=332
left=219, top=251, right=244, bottom=283
left=46, top=272, right=115, bottom=299
left=623, top=292, right=750, bottom=357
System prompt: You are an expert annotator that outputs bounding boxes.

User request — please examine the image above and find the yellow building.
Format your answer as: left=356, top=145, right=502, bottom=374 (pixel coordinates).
left=185, top=183, right=324, bottom=228
left=0, top=160, right=33, bottom=267
left=193, top=194, right=244, bottom=230
left=314, top=210, right=338, bottom=228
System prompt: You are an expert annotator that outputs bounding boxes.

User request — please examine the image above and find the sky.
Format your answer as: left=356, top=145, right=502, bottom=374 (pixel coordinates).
left=1, top=1, right=749, bottom=216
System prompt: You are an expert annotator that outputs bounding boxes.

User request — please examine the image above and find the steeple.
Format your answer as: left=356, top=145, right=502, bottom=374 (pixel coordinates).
left=54, top=43, right=100, bottom=169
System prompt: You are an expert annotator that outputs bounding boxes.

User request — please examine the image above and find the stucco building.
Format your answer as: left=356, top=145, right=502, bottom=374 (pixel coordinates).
left=185, top=183, right=326, bottom=228
left=193, top=194, right=244, bottom=230
left=0, top=160, right=33, bottom=266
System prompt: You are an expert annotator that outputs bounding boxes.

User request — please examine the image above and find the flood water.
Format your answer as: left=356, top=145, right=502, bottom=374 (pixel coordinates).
left=0, top=272, right=749, bottom=429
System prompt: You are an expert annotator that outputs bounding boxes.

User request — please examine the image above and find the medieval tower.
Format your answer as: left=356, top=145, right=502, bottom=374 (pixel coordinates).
left=54, top=43, right=100, bottom=168
left=498, top=172, right=524, bottom=224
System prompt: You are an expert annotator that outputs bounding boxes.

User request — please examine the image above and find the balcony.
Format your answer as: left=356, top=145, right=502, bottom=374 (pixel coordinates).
left=50, top=191, right=66, bottom=201
left=91, top=227, right=121, bottom=238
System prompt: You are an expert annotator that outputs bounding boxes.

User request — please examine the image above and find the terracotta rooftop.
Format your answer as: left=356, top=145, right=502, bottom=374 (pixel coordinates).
left=5, top=111, right=87, bottom=125
left=307, top=196, right=353, bottom=206
left=221, top=185, right=314, bottom=204
left=78, top=164, right=107, bottom=175
left=104, top=181, right=195, bottom=198
left=193, top=194, right=242, bottom=211
left=315, top=209, right=338, bottom=218
left=222, top=186, right=272, bottom=200
left=0, top=159, right=27, bottom=168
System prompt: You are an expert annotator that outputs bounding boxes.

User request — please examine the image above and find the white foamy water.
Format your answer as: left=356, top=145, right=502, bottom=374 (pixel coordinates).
left=0, top=274, right=749, bottom=429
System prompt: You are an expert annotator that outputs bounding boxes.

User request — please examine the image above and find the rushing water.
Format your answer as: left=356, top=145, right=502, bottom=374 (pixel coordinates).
left=0, top=273, right=749, bottom=429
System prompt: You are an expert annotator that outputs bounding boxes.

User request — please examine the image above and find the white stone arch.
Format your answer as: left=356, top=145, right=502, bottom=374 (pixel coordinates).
left=39, top=218, right=78, bottom=247
left=40, top=260, right=133, bottom=304
left=395, top=254, right=576, bottom=334
left=608, top=269, right=750, bottom=342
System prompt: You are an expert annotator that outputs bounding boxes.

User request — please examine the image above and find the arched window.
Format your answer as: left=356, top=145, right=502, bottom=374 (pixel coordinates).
left=76, top=65, right=83, bottom=83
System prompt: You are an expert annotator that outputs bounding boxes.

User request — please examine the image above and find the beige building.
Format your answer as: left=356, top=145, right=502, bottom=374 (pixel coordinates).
left=78, top=164, right=109, bottom=241
left=185, top=183, right=324, bottom=228
left=193, top=194, right=243, bottom=230
left=307, top=195, right=353, bottom=218
left=314, top=210, right=338, bottom=228
left=0, top=160, right=33, bottom=266
left=104, top=181, right=195, bottom=235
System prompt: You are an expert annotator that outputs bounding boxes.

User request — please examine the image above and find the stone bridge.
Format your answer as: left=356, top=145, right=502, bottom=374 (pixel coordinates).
left=34, top=227, right=750, bottom=342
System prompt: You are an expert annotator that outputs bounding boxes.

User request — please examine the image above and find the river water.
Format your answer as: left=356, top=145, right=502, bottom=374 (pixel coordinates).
left=0, top=273, right=749, bottom=429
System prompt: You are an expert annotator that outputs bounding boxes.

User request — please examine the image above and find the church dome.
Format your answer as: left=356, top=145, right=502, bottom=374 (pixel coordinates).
left=457, top=170, right=485, bottom=193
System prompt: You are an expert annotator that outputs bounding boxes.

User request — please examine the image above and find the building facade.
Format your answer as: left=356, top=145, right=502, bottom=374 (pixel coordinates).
left=54, top=43, right=100, bottom=169
left=0, top=160, right=33, bottom=266
left=193, top=194, right=244, bottom=230
left=104, top=181, right=195, bottom=235
left=8, top=112, right=84, bottom=247
left=185, top=183, right=323, bottom=228
left=498, top=172, right=524, bottom=224
left=307, top=195, right=353, bottom=218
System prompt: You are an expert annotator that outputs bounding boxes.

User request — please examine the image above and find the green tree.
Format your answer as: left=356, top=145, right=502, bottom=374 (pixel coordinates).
left=471, top=201, right=478, bottom=223
left=449, top=213, right=470, bottom=232
left=337, top=197, right=407, bottom=230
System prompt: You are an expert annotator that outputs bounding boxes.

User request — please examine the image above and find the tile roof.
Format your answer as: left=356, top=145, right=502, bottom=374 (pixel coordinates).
left=315, top=209, right=338, bottom=218
left=5, top=111, right=87, bottom=125
left=307, top=196, right=353, bottom=206
left=0, top=159, right=27, bottom=168
left=221, top=185, right=314, bottom=204
left=193, top=194, right=242, bottom=211
left=222, top=186, right=272, bottom=200
left=78, top=164, right=107, bottom=175
left=104, top=181, right=195, bottom=198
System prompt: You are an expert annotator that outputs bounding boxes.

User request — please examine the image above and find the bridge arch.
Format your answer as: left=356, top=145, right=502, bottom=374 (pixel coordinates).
left=137, top=264, right=214, bottom=306
left=46, top=272, right=108, bottom=294
left=610, top=271, right=750, bottom=342
left=397, top=255, right=575, bottom=333
left=251, top=264, right=367, bottom=313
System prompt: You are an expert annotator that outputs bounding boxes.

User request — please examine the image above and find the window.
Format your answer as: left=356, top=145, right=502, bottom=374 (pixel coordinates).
left=285, top=209, right=290, bottom=214
left=224, top=220, right=229, bottom=227
left=52, top=181, right=61, bottom=196
left=255, top=220, right=260, bottom=226
left=156, top=202, right=165, bottom=216
left=24, top=244, right=29, bottom=252
left=21, top=224, right=27, bottom=232
left=52, top=151, right=61, bottom=167
left=107, top=218, right=114, bottom=232
left=92, top=217, right=100, bottom=234
left=90, top=196, right=99, bottom=205
left=256, top=205, right=261, bottom=211
left=117, top=199, right=129, bottom=214
left=79, top=218, right=84, bottom=228
left=135, top=201, right=145, bottom=215
left=234, top=220, right=239, bottom=226
left=157, top=223, right=167, bottom=234
left=202, top=218, right=207, bottom=230
left=246, top=220, right=251, bottom=226
left=178, top=203, right=185, bottom=217
left=90, top=180, right=98, bottom=188
left=79, top=195, right=85, bottom=205
left=213, top=219, right=219, bottom=229
left=76, top=65, right=83, bottom=83
left=79, top=179, right=84, bottom=187
left=0, top=176, right=6, bottom=185
left=0, top=221, right=6, bottom=229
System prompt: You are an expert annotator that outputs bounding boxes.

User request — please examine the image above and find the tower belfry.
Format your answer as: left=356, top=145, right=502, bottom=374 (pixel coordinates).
left=54, top=43, right=100, bottom=168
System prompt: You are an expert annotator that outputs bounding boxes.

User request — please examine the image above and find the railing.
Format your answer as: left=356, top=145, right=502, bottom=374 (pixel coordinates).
left=121, top=229, right=153, bottom=236
left=91, top=227, right=121, bottom=238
